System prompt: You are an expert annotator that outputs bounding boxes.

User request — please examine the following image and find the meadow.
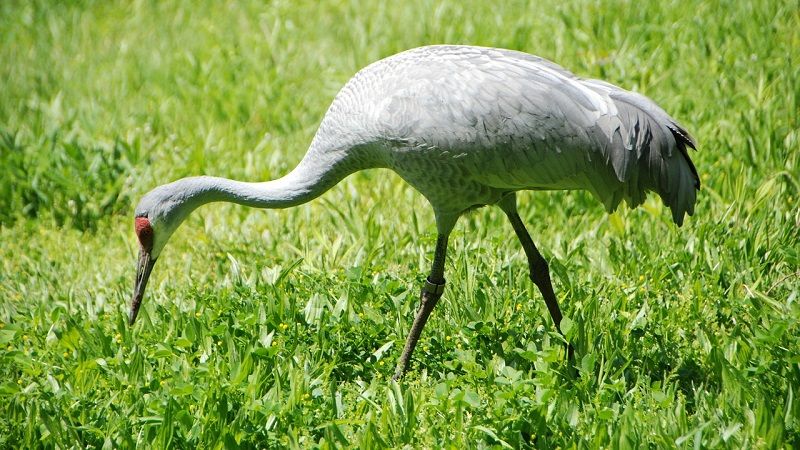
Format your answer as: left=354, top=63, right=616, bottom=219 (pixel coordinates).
left=1, top=0, right=798, bottom=447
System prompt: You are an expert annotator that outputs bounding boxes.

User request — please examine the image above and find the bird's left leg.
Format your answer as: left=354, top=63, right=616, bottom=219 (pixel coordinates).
left=393, top=222, right=453, bottom=380
left=498, top=194, right=575, bottom=362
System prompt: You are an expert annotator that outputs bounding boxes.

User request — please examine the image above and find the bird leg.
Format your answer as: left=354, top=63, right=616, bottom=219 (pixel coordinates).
left=500, top=196, right=575, bottom=362
left=393, top=233, right=449, bottom=380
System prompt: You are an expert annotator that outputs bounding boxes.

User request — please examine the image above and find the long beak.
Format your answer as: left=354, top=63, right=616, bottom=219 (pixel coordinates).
left=129, top=248, right=157, bottom=325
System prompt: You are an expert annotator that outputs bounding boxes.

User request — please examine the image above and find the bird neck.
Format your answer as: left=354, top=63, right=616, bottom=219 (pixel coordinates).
left=171, top=146, right=375, bottom=214
left=177, top=169, right=331, bottom=212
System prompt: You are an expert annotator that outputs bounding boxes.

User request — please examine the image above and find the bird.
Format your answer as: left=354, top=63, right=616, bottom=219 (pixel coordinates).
left=129, top=45, right=699, bottom=380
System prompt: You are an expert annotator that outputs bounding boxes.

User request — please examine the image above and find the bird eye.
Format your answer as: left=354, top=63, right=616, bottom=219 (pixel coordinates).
left=135, top=216, right=154, bottom=251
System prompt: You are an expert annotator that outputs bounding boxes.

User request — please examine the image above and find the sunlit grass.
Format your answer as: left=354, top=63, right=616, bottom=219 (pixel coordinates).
left=1, top=0, right=798, bottom=447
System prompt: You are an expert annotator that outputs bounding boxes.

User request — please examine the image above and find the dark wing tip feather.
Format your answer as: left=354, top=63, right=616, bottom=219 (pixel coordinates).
left=670, top=122, right=696, bottom=149
left=669, top=124, right=700, bottom=190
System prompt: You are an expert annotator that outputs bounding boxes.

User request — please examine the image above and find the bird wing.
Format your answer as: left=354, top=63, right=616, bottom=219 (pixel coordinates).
left=326, top=45, right=699, bottom=224
left=580, top=79, right=699, bottom=223
left=365, top=46, right=624, bottom=192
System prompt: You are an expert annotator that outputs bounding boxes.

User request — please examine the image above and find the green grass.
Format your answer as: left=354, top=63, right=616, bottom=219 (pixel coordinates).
left=1, top=0, right=798, bottom=447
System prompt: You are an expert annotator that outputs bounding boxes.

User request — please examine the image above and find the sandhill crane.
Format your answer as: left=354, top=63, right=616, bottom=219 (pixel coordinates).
left=129, top=45, right=699, bottom=379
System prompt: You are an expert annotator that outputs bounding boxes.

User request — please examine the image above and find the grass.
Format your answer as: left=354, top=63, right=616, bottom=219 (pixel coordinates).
left=1, top=0, right=798, bottom=447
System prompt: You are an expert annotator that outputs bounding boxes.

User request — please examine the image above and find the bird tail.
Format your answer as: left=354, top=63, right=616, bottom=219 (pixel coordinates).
left=649, top=122, right=699, bottom=226
left=589, top=85, right=700, bottom=226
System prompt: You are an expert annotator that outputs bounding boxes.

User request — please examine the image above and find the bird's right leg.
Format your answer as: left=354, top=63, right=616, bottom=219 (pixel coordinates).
left=393, top=224, right=452, bottom=380
left=499, top=195, right=575, bottom=362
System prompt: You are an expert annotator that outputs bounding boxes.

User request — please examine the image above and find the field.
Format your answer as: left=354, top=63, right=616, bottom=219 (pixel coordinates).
left=1, top=0, right=798, bottom=447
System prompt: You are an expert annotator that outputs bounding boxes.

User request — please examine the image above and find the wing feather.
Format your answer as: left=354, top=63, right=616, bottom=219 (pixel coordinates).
left=324, top=45, right=699, bottom=224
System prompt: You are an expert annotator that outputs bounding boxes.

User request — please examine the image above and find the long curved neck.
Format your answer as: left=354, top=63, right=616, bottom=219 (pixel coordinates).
left=166, top=138, right=390, bottom=216
left=175, top=159, right=349, bottom=212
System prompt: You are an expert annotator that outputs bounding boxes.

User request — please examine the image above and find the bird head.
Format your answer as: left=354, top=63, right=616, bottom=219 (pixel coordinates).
left=129, top=182, right=195, bottom=325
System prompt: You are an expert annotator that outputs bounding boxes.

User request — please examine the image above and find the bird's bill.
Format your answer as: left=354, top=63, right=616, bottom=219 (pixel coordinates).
left=129, top=249, right=156, bottom=325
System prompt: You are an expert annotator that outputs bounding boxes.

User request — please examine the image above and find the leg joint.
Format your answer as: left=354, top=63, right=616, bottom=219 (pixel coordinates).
left=529, top=258, right=549, bottom=278
left=533, top=255, right=549, bottom=271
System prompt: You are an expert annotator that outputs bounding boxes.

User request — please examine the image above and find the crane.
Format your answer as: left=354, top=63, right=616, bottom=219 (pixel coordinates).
left=129, top=45, right=699, bottom=380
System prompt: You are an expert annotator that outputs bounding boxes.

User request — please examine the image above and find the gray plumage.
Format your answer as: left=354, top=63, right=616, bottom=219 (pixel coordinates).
left=130, top=45, right=699, bottom=378
left=306, top=45, right=698, bottom=226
